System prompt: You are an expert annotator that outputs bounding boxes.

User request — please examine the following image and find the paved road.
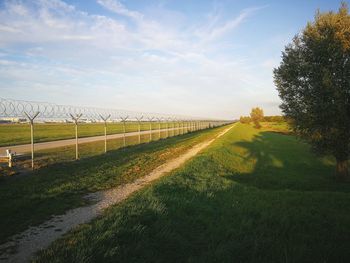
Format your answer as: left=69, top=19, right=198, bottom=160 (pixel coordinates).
left=0, top=128, right=184, bottom=155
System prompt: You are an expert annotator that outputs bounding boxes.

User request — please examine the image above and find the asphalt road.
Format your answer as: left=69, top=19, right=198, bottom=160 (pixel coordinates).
left=0, top=127, right=183, bottom=155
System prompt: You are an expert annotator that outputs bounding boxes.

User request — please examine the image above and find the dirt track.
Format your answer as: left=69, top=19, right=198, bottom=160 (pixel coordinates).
left=0, top=125, right=234, bottom=263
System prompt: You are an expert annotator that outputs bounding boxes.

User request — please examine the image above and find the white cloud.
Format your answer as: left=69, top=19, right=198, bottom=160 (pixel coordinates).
left=195, top=6, right=267, bottom=43
left=205, top=9, right=250, bottom=41
left=97, top=0, right=143, bottom=21
left=0, top=0, right=278, bottom=118
left=0, top=24, right=21, bottom=33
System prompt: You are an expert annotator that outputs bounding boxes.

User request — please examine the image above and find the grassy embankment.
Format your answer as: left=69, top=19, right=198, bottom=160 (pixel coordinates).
left=0, top=124, right=229, bottom=245
left=0, top=122, right=180, bottom=146
left=35, top=122, right=350, bottom=263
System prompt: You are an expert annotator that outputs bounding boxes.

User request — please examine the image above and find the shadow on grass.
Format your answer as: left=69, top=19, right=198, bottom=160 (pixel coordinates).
left=34, top=128, right=350, bottom=263
left=226, top=131, right=350, bottom=193
left=0, top=127, right=221, bottom=244
left=36, top=153, right=350, bottom=263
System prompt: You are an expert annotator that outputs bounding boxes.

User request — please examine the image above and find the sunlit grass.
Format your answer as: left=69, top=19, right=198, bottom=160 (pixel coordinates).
left=0, top=122, right=182, bottom=146
left=35, top=122, right=350, bottom=263
left=0, top=125, right=188, bottom=173
left=0, top=125, right=226, bottom=244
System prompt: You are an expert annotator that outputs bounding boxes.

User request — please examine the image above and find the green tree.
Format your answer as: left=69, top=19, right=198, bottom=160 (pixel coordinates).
left=250, top=107, right=264, bottom=129
left=274, top=3, right=350, bottom=181
left=239, top=116, right=251, bottom=124
left=263, top=116, right=285, bottom=122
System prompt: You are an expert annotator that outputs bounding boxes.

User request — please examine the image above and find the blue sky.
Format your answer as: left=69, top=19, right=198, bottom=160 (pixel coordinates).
left=0, top=0, right=345, bottom=119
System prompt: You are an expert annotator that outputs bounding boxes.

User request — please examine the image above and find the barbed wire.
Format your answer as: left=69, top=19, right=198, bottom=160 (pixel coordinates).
left=0, top=97, right=226, bottom=122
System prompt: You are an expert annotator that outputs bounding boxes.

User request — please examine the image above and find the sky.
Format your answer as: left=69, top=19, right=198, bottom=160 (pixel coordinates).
left=0, top=0, right=345, bottom=119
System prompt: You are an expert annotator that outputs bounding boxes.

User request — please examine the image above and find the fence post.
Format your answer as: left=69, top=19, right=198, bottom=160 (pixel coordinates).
left=148, top=117, right=154, bottom=141
left=8, top=152, right=12, bottom=168
left=165, top=118, right=168, bottom=138
left=99, top=114, right=111, bottom=153
left=69, top=113, right=82, bottom=160
left=120, top=116, right=129, bottom=147
left=172, top=118, right=176, bottom=137
left=24, top=111, right=40, bottom=170
left=157, top=118, right=162, bottom=140
left=136, top=116, right=143, bottom=144
left=174, top=119, right=178, bottom=136
left=166, top=118, right=170, bottom=138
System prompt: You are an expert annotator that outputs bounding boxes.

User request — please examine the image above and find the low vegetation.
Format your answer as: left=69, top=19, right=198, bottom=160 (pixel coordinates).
left=0, top=125, right=226, bottom=244
left=35, top=122, right=350, bottom=262
left=240, top=115, right=286, bottom=124
left=239, top=116, right=251, bottom=124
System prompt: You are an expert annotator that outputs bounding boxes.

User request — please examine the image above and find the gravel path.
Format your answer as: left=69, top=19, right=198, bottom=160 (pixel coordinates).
left=0, top=125, right=233, bottom=263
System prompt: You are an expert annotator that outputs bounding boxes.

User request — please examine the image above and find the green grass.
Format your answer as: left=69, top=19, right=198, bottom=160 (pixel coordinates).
left=260, top=121, right=291, bottom=134
left=0, top=122, right=184, bottom=146
left=0, top=125, right=227, bottom=245
left=35, top=123, right=350, bottom=263
left=2, top=127, right=181, bottom=172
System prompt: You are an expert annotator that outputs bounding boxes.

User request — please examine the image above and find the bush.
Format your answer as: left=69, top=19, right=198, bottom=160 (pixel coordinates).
left=239, top=116, right=251, bottom=124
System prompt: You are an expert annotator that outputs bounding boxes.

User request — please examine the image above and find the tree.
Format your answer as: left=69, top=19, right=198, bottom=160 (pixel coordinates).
left=263, top=116, right=285, bottom=122
left=239, top=116, right=251, bottom=124
left=273, top=3, right=350, bottom=181
left=250, top=107, right=264, bottom=129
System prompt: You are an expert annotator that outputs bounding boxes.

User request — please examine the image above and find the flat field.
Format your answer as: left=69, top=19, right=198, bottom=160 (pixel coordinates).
left=35, top=122, right=350, bottom=263
left=0, top=122, right=175, bottom=146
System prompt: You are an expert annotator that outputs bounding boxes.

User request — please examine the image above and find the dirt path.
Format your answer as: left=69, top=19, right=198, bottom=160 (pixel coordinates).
left=0, top=125, right=234, bottom=263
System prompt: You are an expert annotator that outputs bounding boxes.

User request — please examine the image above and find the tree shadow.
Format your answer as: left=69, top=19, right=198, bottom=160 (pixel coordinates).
left=34, top=130, right=350, bottom=263
left=226, top=131, right=349, bottom=192
left=43, top=164, right=350, bottom=263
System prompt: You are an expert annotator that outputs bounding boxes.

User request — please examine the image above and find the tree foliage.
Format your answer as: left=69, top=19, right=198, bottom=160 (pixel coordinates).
left=263, top=116, right=285, bottom=123
left=239, top=116, right=251, bottom=124
left=250, top=107, right=264, bottom=129
left=274, top=3, right=350, bottom=180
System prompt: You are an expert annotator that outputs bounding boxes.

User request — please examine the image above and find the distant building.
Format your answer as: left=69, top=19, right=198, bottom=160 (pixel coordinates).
left=0, top=117, right=27, bottom=123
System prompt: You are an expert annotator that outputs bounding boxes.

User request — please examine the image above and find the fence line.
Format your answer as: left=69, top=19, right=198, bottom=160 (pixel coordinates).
left=0, top=98, right=232, bottom=170
left=0, top=97, right=204, bottom=121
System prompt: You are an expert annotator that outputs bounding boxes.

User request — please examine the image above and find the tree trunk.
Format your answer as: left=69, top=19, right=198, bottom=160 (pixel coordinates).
left=254, top=121, right=261, bottom=129
left=335, top=158, right=349, bottom=181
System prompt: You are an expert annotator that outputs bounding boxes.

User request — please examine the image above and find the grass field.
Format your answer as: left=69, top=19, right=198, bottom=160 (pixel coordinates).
left=1, top=127, right=182, bottom=173
left=0, top=121, right=185, bottom=146
left=34, top=122, right=350, bottom=263
left=0, top=125, right=227, bottom=245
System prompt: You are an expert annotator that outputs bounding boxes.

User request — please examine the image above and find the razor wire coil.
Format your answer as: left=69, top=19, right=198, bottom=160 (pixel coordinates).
left=0, top=97, right=225, bottom=122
